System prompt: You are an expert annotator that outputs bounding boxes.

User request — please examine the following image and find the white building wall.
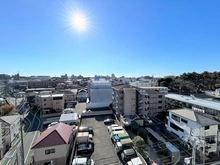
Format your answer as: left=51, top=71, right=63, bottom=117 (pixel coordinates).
left=34, top=144, right=68, bottom=162
left=9, top=117, right=20, bottom=143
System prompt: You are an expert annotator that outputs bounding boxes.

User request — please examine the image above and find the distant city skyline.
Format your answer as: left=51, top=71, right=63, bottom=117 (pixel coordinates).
left=1, top=0, right=220, bottom=78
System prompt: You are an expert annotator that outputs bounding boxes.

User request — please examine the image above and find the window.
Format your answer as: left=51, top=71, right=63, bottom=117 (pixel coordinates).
left=158, top=101, right=162, bottom=103
left=45, top=149, right=55, bottom=155
left=56, top=101, right=59, bottom=104
left=44, top=99, right=46, bottom=101
left=170, top=122, right=184, bottom=132
left=172, top=114, right=180, bottom=122
left=158, top=106, right=162, bottom=109
left=181, top=118, right=188, bottom=124
left=158, top=95, right=162, bottom=98
left=204, top=126, right=210, bottom=130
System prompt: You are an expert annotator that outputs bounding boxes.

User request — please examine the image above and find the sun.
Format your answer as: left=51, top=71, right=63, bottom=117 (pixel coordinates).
left=71, top=12, right=87, bottom=32
left=60, top=0, right=94, bottom=37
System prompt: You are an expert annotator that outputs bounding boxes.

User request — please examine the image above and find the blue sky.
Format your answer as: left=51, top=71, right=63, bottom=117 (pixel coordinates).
left=0, top=0, right=220, bottom=78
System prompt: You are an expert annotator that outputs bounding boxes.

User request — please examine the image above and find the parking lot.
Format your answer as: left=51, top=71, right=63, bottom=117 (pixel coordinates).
left=81, top=116, right=122, bottom=165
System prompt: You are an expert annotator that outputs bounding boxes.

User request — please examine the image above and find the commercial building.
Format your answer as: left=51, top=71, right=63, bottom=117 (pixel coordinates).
left=166, top=108, right=220, bottom=156
left=87, top=78, right=112, bottom=110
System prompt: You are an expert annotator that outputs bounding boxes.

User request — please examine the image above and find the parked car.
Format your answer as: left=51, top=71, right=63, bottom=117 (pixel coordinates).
left=77, top=143, right=93, bottom=152
left=78, top=126, right=94, bottom=135
left=104, top=118, right=115, bottom=124
left=72, top=157, right=94, bottom=165
left=47, top=122, right=59, bottom=129
left=120, top=148, right=137, bottom=164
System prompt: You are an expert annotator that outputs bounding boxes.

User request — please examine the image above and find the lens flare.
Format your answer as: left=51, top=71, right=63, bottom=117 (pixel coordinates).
left=60, top=0, right=94, bottom=38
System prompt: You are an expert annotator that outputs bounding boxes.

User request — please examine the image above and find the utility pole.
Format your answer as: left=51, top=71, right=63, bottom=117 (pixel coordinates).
left=20, top=118, right=25, bottom=165
left=203, top=131, right=206, bottom=165
left=192, top=140, right=196, bottom=165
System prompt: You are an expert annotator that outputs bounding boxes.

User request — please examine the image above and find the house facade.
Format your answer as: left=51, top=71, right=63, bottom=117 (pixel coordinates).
left=166, top=108, right=220, bottom=156
left=31, top=123, right=74, bottom=165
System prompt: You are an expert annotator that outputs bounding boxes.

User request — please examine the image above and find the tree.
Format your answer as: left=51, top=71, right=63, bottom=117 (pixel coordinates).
left=133, top=136, right=146, bottom=152
left=0, top=104, right=15, bottom=115
left=137, top=127, right=148, bottom=143
left=131, top=120, right=139, bottom=134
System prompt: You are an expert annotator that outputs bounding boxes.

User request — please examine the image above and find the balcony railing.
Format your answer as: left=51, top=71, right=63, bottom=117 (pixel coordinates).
left=43, top=112, right=62, bottom=118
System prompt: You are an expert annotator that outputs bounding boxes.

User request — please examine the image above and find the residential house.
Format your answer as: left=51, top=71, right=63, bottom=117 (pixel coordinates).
left=31, top=123, right=74, bottom=165
left=166, top=108, right=220, bottom=156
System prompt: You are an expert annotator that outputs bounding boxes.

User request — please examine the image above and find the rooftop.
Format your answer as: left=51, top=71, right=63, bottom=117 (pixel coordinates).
left=0, top=115, right=20, bottom=125
left=31, top=123, right=73, bottom=149
left=59, top=113, right=79, bottom=122
left=39, top=93, right=64, bottom=98
left=169, top=108, right=220, bottom=126
left=166, top=94, right=220, bottom=111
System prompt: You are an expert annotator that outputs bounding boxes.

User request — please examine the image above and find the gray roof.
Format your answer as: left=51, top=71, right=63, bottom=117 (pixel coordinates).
left=169, top=108, right=220, bottom=126
left=112, top=84, right=131, bottom=90
left=0, top=115, right=20, bottom=125
left=59, top=113, right=78, bottom=122
left=166, top=94, right=220, bottom=111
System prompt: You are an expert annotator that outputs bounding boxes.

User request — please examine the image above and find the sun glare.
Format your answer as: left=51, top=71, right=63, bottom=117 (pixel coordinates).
left=60, top=0, right=94, bottom=37
left=72, top=13, right=87, bottom=32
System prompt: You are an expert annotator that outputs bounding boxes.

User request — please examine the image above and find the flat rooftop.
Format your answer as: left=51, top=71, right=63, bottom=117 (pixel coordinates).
left=166, top=94, right=220, bottom=111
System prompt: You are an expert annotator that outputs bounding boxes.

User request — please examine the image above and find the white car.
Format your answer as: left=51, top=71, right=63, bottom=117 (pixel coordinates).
left=72, top=157, right=94, bottom=165
left=47, top=122, right=59, bottom=129
left=107, top=124, right=119, bottom=131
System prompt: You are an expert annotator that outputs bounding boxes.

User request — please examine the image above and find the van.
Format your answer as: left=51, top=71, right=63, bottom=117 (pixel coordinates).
left=126, top=157, right=143, bottom=165
left=111, top=132, right=129, bottom=143
left=110, top=130, right=126, bottom=138
left=115, top=138, right=133, bottom=153
left=109, top=126, right=123, bottom=134
left=120, top=148, right=137, bottom=164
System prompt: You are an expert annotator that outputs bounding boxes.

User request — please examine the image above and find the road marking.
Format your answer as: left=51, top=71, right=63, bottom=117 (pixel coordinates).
left=6, top=141, right=21, bottom=165
left=24, top=131, right=39, bottom=163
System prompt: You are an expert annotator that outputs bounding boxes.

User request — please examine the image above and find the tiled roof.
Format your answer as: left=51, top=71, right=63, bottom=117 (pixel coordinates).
left=31, top=123, right=73, bottom=149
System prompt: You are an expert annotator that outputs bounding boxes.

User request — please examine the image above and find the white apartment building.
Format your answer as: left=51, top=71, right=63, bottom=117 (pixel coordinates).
left=166, top=108, right=220, bottom=156
left=112, top=85, right=136, bottom=116
left=0, top=115, right=20, bottom=150
left=137, top=89, right=166, bottom=117
left=129, top=79, right=152, bottom=88
left=87, top=78, right=112, bottom=109
left=0, top=122, right=6, bottom=159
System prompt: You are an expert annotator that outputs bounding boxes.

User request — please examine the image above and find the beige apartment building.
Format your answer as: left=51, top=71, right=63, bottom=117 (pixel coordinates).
left=137, top=89, right=166, bottom=117
left=112, top=85, right=136, bottom=116
left=112, top=85, right=166, bottom=118
left=37, top=94, right=64, bottom=119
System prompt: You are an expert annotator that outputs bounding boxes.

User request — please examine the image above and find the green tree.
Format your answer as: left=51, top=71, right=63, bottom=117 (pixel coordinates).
left=133, top=136, right=146, bottom=152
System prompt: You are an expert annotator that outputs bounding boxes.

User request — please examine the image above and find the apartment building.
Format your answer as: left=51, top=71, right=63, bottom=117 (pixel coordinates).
left=0, top=115, right=20, bottom=151
left=37, top=94, right=64, bottom=119
left=137, top=89, right=166, bottom=117
left=0, top=122, right=6, bottom=159
left=112, top=85, right=136, bottom=116
left=166, top=108, right=220, bottom=156
left=25, top=88, right=55, bottom=107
